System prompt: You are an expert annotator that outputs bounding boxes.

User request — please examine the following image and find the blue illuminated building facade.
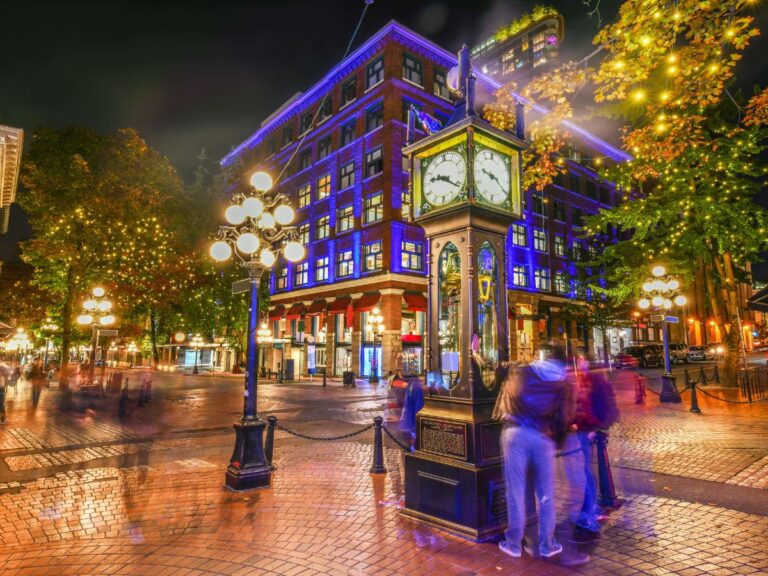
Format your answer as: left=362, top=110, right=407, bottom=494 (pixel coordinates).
left=221, top=21, right=633, bottom=377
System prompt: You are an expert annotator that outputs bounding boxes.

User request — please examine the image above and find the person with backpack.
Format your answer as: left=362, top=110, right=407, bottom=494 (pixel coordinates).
left=570, top=354, right=619, bottom=533
left=493, top=343, right=575, bottom=560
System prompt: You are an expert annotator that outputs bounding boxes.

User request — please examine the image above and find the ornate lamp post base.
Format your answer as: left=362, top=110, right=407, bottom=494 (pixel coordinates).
left=224, top=418, right=271, bottom=491
left=660, top=374, right=682, bottom=403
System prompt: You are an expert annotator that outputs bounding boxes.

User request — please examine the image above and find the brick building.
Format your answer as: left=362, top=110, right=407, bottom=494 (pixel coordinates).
left=221, top=21, right=632, bottom=378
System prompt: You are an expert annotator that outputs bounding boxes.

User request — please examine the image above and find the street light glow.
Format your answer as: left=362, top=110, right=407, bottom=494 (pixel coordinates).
left=92, top=287, right=106, bottom=298
left=260, top=248, right=276, bottom=267
left=258, top=212, right=276, bottom=229
left=225, top=204, right=246, bottom=225
left=242, top=197, right=265, bottom=218
left=78, top=314, right=93, bottom=325
left=97, top=300, right=112, bottom=312
left=236, top=232, right=260, bottom=254
left=210, top=240, right=233, bottom=261
left=83, top=299, right=98, bottom=311
left=652, top=265, right=666, bottom=277
left=274, top=204, right=294, bottom=225
left=249, top=171, right=273, bottom=191
left=284, top=241, right=305, bottom=262
left=674, top=295, right=687, bottom=306
left=100, top=314, right=116, bottom=326
left=638, top=298, right=650, bottom=309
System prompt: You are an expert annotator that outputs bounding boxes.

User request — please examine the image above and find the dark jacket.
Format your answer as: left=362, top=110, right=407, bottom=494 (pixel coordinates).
left=575, top=371, right=618, bottom=431
left=493, top=360, right=575, bottom=445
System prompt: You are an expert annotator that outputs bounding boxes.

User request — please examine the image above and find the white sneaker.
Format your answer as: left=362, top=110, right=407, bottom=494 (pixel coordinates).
left=540, top=542, right=563, bottom=558
left=499, top=540, right=522, bottom=558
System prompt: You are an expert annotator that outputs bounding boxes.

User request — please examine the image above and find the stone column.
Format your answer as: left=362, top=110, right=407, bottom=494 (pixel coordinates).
left=380, top=292, right=403, bottom=378
left=351, top=311, right=362, bottom=376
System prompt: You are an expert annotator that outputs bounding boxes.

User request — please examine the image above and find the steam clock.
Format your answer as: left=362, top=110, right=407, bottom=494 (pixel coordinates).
left=401, top=50, right=524, bottom=540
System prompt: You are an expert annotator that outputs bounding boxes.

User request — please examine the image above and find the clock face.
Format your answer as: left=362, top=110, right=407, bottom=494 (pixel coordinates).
left=474, top=148, right=510, bottom=206
left=423, top=150, right=466, bottom=206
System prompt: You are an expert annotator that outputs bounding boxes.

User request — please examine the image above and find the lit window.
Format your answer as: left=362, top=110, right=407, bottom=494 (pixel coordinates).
left=512, top=224, right=527, bottom=247
left=317, top=174, right=331, bottom=199
left=401, top=241, right=422, bottom=271
left=402, top=53, right=423, bottom=85
left=513, top=264, right=528, bottom=287
left=341, top=77, right=357, bottom=107
left=364, top=241, right=383, bottom=271
left=316, top=215, right=329, bottom=240
left=531, top=194, right=544, bottom=215
left=554, top=235, right=565, bottom=257
left=319, top=98, right=333, bottom=122
left=366, top=103, right=384, bottom=132
left=434, top=68, right=450, bottom=99
left=294, top=262, right=308, bottom=286
left=298, top=148, right=312, bottom=171
left=340, top=121, right=356, bottom=147
left=365, top=147, right=383, bottom=178
left=318, top=136, right=332, bottom=160
left=401, top=190, right=411, bottom=221
left=298, top=184, right=311, bottom=208
left=276, top=266, right=288, bottom=290
left=337, top=204, right=354, bottom=233
left=366, top=56, right=384, bottom=89
left=337, top=250, right=354, bottom=277
left=364, top=192, right=383, bottom=224
left=339, top=162, right=355, bottom=189
left=533, top=229, right=547, bottom=252
left=315, top=256, right=329, bottom=282
left=554, top=271, right=568, bottom=293
left=298, top=223, right=309, bottom=245
left=534, top=268, right=551, bottom=291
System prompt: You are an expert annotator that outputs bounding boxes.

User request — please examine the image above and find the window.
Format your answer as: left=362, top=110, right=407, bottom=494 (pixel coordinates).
left=364, top=192, right=383, bottom=223
left=337, top=250, right=354, bottom=277
left=318, top=136, right=331, bottom=160
left=532, top=194, right=544, bottom=215
left=298, top=222, right=309, bottom=245
left=298, top=148, right=312, bottom=171
left=533, top=229, right=547, bottom=252
left=282, top=125, right=293, bottom=147
left=319, top=98, right=333, bottom=122
left=554, top=271, right=568, bottom=293
left=599, top=186, right=610, bottom=204
left=298, top=184, right=311, bottom=208
left=366, top=103, right=384, bottom=132
left=512, top=265, right=529, bottom=287
left=512, top=223, right=527, bottom=246
left=572, top=207, right=583, bottom=228
left=267, top=138, right=276, bottom=156
left=402, top=99, right=424, bottom=124
left=337, top=204, right=354, bottom=233
left=276, top=266, right=288, bottom=290
left=340, top=121, right=356, bottom=147
left=401, top=241, right=422, bottom=271
left=364, top=241, right=383, bottom=271
left=535, top=268, right=551, bottom=291
left=568, top=172, right=581, bottom=193
left=434, top=68, right=450, bottom=99
left=339, top=162, right=355, bottom=189
left=317, top=174, right=331, bottom=199
left=553, top=200, right=566, bottom=221
left=401, top=189, right=411, bottom=221
left=294, top=262, right=308, bottom=286
left=365, top=147, right=383, bottom=178
left=341, top=77, right=357, bottom=107
left=585, top=179, right=597, bottom=199
left=554, top=235, right=565, bottom=257
left=553, top=171, right=566, bottom=188
left=366, top=56, right=384, bottom=89
left=402, top=53, right=423, bottom=85
left=316, top=215, right=329, bottom=240
left=300, top=112, right=313, bottom=134
left=571, top=242, right=583, bottom=261
left=315, top=256, right=329, bottom=282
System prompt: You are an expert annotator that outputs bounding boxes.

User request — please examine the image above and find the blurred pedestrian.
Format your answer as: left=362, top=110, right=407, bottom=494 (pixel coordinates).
left=0, top=361, right=10, bottom=423
left=119, top=378, right=130, bottom=419
left=29, top=358, right=46, bottom=406
left=398, top=374, right=425, bottom=451
left=137, top=373, right=152, bottom=407
left=493, top=344, right=575, bottom=560
left=569, top=354, right=619, bottom=533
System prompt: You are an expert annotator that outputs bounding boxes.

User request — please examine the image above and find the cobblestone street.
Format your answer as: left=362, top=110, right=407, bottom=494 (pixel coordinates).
left=0, top=370, right=767, bottom=575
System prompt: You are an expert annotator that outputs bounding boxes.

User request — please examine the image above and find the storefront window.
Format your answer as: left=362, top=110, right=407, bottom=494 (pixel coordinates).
left=476, top=242, right=498, bottom=389
left=438, top=243, right=461, bottom=389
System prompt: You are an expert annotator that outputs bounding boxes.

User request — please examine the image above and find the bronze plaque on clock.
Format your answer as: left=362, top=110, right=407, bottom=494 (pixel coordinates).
left=419, top=418, right=468, bottom=460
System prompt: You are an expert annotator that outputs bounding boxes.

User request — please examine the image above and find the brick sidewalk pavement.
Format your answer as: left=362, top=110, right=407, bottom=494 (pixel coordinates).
left=1, top=437, right=767, bottom=576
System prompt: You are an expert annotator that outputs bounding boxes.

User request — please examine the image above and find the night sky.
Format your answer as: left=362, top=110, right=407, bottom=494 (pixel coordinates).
left=7, top=0, right=764, bottom=180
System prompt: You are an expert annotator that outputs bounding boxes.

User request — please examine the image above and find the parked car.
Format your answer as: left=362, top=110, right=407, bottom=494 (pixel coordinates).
left=614, top=345, right=663, bottom=369
left=688, top=343, right=724, bottom=361
left=668, top=343, right=689, bottom=364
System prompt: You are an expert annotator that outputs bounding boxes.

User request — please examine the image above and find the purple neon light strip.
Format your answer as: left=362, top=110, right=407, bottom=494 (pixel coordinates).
left=221, top=21, right=631, bottom=167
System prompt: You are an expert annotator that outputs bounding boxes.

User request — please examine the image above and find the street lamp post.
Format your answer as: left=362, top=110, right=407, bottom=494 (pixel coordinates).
left=76, top=287, right=115, bottom=386
left=126, top=342, right=138, bottom=367
left=191, top=334, right=204, bottom=374
left=366, top=307, right=384, bottom=384
left=638, top=265, right=687, bottom=403
left=256, top=322, right=273, bottom=378
left=210, top=170, right=305, bottom=491
left=40, top=319, right=59, bottom=371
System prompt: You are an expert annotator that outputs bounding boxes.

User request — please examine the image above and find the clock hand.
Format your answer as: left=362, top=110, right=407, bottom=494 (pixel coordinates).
left=430, top=174, right=459, bottom=187
left=482, top=168, right=501, bottom=185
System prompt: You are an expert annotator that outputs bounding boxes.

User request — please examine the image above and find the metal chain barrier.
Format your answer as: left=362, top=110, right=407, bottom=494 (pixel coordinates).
left=381, top=424, right=412, bottom=452
left=556, top=444, right=586, bottom=458
left=275, top=422, right=374, bottom=441
left=694, top=385, right=768, bottom=405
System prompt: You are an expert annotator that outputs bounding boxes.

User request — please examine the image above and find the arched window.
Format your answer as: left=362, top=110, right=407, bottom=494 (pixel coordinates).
left=476, top=242, right=499, bottom=376
left=438, top=243, right=461, bottom=388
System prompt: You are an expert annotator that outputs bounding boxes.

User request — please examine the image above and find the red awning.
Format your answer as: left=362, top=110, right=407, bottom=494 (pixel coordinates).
left=328, top=296, right=352, bottom=315
left=306, top=300, right=326, bottom=316
left=285, top=302, right=305, bottom=320
left=403, top=292, right=427, bottom=312
left=354, top=292, right=380, bottom=312
left=268, top=305, right=285, bottom=320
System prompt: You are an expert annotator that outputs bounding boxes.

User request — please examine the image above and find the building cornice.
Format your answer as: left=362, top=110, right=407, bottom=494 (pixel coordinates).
left=269, top=273, right=427, bottom=304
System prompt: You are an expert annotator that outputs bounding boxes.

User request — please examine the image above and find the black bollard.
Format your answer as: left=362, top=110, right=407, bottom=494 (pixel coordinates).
left=684, top=368, right=691, bottom=387
left=689, top=380, right=701, bottom=414
left=634, top=374, right=645, bottom=405
left=265, top=416, right=278, bottom=470
left=698, top=365, right=708, bottom=385
left=322, top=370, right=327, bottom=387
left=712, top=365, right=721, bottom=384
left=370, top=416, right=387, bottom=474
left=596, top=431, right=622, bottom=509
